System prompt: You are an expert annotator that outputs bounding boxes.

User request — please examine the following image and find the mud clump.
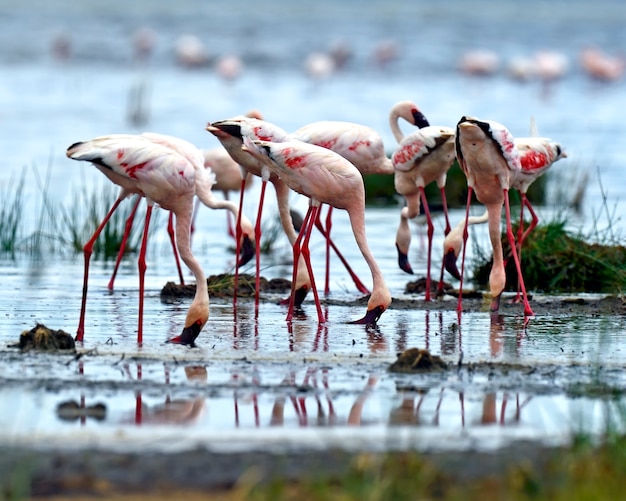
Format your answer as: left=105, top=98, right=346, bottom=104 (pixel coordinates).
left=56, top=400, right=107, bottom=421
left=161, top=273, right=292, bottom=301
left=389, top=348, right=448, bottom=373
left=10, top=323, right=75, bottom=351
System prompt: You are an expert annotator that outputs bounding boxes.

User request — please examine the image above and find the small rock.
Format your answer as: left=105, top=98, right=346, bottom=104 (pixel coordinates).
left=389, top=348, right=447, bottom=373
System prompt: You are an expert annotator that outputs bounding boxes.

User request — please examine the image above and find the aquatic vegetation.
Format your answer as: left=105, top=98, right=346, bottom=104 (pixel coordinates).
left=0, top=171, right=25, bottom=257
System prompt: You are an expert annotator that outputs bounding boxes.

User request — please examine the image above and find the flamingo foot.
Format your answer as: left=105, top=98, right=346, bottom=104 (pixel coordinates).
left=349, top=305, right=386, bottom=326
left=443, top=250, right=461, bottom=280
left=396, top=244, right=413, bottom=275
left=237, top=236, right=255, bottom=267
left=167, top=323, right=202, bottom=348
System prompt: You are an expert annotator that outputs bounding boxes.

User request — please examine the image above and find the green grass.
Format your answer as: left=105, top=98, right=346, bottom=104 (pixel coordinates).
left=0, top=171, right=26, bottom=257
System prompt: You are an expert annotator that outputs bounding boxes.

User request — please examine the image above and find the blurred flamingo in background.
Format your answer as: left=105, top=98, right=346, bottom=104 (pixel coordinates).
left=454, top=116, right=533, bottom=317
left=242, top=138, right=392, bottom=325
left=67, top=134, right=215, bottom=346
left=579, top=47, right=625, bottom=82
left=389, top=100, right=456, bottom=301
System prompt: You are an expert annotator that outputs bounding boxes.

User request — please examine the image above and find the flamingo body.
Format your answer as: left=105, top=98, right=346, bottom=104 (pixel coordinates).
left=242, top=138, right=392, bottom=325
left=67, top=134, right=210, bottom=346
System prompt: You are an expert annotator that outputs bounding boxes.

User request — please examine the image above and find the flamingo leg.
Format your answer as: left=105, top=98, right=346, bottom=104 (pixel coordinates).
left=76, top=197, right=124, bottom=342
left=300, top=205, right=324, bottom=323
left=456, top=187, right=473, bottom=315
left=287, top=205, right=316, bottom=322
left=137, top=204, right=153, bottom=345
left=439, top=185, right=452, bottom=236
left=314, top=211, right=370, bottom=295
left=503, top=189, right=534, bottom=317
left=254, top=180, right=268, bottom=316
left=108, top=195, right=141, bottom=291
left=316, top=206, right=332, bottom=295
left=232, top=178, right=246, bottom=310
left=419, top=187, right=434, bottom=302
left=167, top=212, right=185, bottom=286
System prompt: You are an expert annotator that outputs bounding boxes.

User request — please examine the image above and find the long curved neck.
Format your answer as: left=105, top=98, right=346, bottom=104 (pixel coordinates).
left=272, top=178, right=299, bottom=245
left=347, top=207, right=388, bottom=301
left=389, top=108, right=406, bottom=144
left=486, top=203, right=505, bottom=298
left=175, top=203, right=208, bottom=306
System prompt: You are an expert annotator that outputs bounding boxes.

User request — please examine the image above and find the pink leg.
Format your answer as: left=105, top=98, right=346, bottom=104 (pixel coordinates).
left=287, top=206, right=317, bottom=322
left=419, top=187, right=434, bottom=302
left=456, top=187, right=473, bottom=315
left=503, top=190, right=534, bottom=317
left=167, top=212, right=185, bottom=286
left=108, top=196, right=141, bottom=291
left=439, top=186, right=451, bottom=236
left=314, top=212, right=370, bottom=295
left=137, top=204, right=153, bottom=345
left=317, top=206, right=332, bottom=296
left=76, top=198, right=124, bottom=342
left=232, top=178, right=247, bottom=310
left=300, top=205, right=324, bottom=323
left=254, top=180, right=268, bottom=315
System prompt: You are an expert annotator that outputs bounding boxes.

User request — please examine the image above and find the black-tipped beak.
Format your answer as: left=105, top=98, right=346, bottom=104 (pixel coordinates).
left=396, top=244, right=414, bottom=275
left=207, top=122, right=242, bottom=140
left=167, top=323, right=202, bottom=348
left=237, top=235, right=255, bottom=267
left=443, top=249, right=461, bottom=280
left=292, top=285, right=310, bottom=307
left=412, top=110, right=430, bottom=129
left=349, top=305, right=386, bottom=326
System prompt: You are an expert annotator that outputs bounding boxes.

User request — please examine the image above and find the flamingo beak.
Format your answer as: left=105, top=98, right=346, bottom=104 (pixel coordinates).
left=443, top=249, right=461, bottom=280
left=279, top=285, right=310, bottom=307
left=349, top=305, right=386, bottom=326
left=206, top=122, right=242, bottom=140
left=396, top=243, right=414, bottom=275
left=237, top=235, right=255, bottom=267
left=167, top=322, right=203, bottom=348
left=412, top=110, right=430, bottom=129
left=490, top=294, right=502, bottom=313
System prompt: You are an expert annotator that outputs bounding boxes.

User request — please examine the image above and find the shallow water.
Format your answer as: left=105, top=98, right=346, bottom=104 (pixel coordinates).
left=2, top=0, right=626, bottom=458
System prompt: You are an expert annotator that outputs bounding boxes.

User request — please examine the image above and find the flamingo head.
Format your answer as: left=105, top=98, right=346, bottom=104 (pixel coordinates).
left=237, top=214, right=256, bottom=267
left=395, top=243, right=414, bottom=275
left=206, top=121, right=243, bottom=141
left=167, top=303, right=209, bottom=348
left=393, top=100, right=430, bottom=129
left=442, top=230, right=463, bottom=280
left=349, top=287, right=392, bottom=326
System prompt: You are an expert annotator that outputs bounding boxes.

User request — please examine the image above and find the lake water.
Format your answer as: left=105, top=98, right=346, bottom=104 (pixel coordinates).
left=1, top=0, right=626, bottom=460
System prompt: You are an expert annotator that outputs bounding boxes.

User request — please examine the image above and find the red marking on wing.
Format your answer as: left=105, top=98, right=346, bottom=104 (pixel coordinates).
left=178, top=170, right=185, bottom=177
left=125, top=162, right=148, bottom=179
left=520, top=150, right=549, bottom=171
left=348, top=139, right=371, bottom=151
left=314, top=138, right=338, bottom=150
left=116, top=149, right=124, bottom=161
left=393, top=140, right=425, bottom=166
left=282, top=148, right=305, bottom=169
left=253, top=126, right=275, bottom=141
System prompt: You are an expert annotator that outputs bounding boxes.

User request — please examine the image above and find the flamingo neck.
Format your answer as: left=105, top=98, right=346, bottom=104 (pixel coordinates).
left=389, top=109, right=406, bottom=144
left=175, top=208, right=209, bottom=310
left=486, top=203, right=506, bottom=298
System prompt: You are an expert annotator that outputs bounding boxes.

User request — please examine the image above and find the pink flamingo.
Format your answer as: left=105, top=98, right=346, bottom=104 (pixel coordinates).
left=206, top=117, right=309, bottom=312
left=454, top=116, right=533, bottom=316
left=289, top=118, right=396, bottom=296
left=107, top=132, right=256, bottom=291
left=242, top=137, right=392, bottom=325
left=389, top=101, right=456, bottom=301
left=67, top=134, right=213, bottom=346
left=441, top=137, right=566, bottom=295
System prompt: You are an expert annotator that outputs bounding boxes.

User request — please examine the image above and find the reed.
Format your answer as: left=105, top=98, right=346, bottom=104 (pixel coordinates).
left=0, top=171, right=25, bottom=258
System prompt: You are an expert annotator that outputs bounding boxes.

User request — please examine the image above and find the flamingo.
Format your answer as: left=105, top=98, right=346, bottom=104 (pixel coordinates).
left=443, top=137, right=566, bottom=301
left=441, top=137, right=566, bottom=291
left=389, top=101, right=456, bottom=301
left=205, top=117, right=308, bottom=312
left=107, top=132, right=256, bottom=291
left=289, top=118, right=396, bottom=296
left=241, top=137, right=392, bottom=325
left=67, top=134, right=214, bottom=346
left=454, top=116, right=533, bottom=316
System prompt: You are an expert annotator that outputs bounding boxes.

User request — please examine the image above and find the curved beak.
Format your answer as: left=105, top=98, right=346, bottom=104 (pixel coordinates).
left=443, top=249, right=461, bottom=280
left=490, top=294, right=501, bottom=313
left=279, top=285, right=310, bottom=307
left=396, top=244, right=414, bottom=275
left=237, top=235, right=255, bottom=267
left=412, top=109, right=430, bottom=129
left=349, top=305, right=386, bottom=326
left=167, top=322, right=202, bottom=348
